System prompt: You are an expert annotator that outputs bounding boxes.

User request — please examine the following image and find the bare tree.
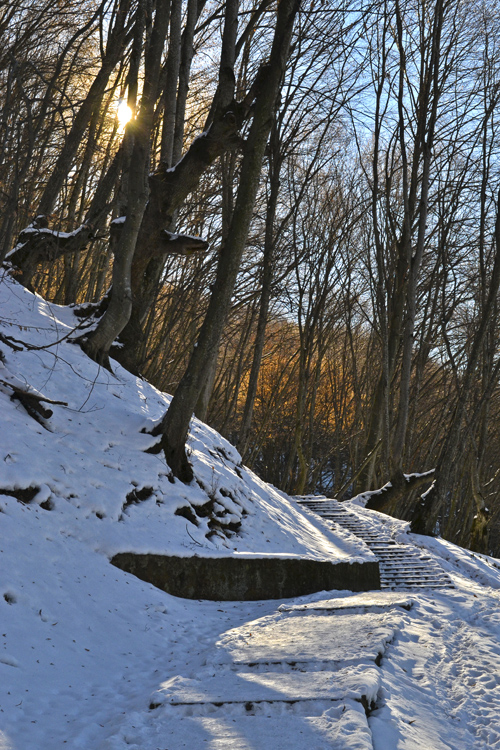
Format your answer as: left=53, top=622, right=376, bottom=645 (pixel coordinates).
left=154, top=0, right=300, bottom=480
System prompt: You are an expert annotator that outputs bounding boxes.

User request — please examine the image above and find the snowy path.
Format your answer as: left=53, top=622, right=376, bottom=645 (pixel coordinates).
left=3, top=518, right=500, bottom=749
left=102, top=592, right=405, bottom=750
left=98, top=579, right=500, bottom=750
left=369, top=582, right=500, bottom=749
left=4, top=508, right=500, bottom=750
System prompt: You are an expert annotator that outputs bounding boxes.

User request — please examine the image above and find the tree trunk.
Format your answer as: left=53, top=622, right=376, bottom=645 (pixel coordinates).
left=80, top=0, right=170, bottom=367
left=390, top=0, right=443, bottom=475
left=237, top=135, right=281, bottom=458
left=37, top=0, right=132, bottom=216
left=411, top=190, right=500, bottom=535
left=157, top=0, right=300, bottom=481
left=111, top=0, right=236, bottom=375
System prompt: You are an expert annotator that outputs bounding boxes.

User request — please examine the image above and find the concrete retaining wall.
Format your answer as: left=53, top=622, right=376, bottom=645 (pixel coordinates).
left=110, top=553, right=380, bottom=600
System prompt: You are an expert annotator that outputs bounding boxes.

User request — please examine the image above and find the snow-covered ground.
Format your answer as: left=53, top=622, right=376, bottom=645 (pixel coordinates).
left=2, top=270, right=500, bottom=749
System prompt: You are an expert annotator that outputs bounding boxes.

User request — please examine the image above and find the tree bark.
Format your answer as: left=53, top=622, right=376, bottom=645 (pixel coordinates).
left=237, top=126, right=281, bottom=458
left=157, top=0, right=300, bottom=481
left=37, top=0, right=133, bottom=216
left=411, top=190, right=500, bottom=535
left=80, top=0, right=170, bottom=367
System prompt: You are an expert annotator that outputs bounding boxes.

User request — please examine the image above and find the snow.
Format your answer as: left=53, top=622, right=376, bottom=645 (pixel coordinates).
left=216, top=610, right=399, bottom=665
left=348, top=483, right=393, bottom=508
left=2, top=270, right=500, bottom=748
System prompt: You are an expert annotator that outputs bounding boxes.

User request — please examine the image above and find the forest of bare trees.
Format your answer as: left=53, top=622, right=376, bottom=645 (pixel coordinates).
left=2, top=0, right=500, bottom=554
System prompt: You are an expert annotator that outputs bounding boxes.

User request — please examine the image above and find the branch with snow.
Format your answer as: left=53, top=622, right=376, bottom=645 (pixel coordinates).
left=5, top=218, right=95, bottom=289
left=350, top=470, right=436, bottom=512
left=109, top=219, right=209, bottom=257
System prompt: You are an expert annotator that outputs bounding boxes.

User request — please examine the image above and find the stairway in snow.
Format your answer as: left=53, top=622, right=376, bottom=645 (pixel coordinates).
left=297, top=497, right=454, bottom=590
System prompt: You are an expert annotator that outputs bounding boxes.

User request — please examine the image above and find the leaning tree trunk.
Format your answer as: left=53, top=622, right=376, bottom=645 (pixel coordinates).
left=237, top=130, right=281, bottom=458
left=37, top=0, right=132, bottom=218
left=156, top=0, right=300, bottom=481
left=411, top=190, right=500, bottom=536
left=80, top=0, right=170, bottom=366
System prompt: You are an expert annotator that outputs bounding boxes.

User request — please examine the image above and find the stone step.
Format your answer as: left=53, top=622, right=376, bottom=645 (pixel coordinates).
left=149, top=665, right=380, bottom=707
left=217, top=610, right=399, bottom=666
left=145, top=699, right=374, bottom=750
left=381, top=576, right=450, bottom=584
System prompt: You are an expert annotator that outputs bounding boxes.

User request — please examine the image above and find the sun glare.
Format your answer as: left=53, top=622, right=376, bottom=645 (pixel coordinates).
left=117, top=100, right=133, bottom=129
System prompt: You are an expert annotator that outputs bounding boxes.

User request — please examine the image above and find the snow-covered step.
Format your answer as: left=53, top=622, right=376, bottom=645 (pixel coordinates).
left=297, top=497, right=454, bottom=590
left=150, top=665, right=380, bottom=707
left=216, top=610, right=398, bottom=666
left=144, top=699, right=374, bottom=750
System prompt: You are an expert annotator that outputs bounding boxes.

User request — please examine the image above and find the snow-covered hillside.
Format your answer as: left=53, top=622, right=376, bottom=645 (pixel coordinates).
left=2, top=270, right=500, bottom=750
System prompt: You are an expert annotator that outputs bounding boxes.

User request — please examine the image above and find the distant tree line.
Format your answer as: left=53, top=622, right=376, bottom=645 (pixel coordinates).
left=2, top=0, right=500, bottom=554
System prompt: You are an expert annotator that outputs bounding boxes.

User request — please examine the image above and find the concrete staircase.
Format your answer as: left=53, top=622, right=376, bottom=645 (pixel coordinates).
left=297, top=497, right=454, bottom=590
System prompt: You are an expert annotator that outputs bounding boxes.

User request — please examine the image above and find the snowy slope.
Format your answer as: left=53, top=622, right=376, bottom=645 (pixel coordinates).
left=0, top=272, right=369, bottom=564
left=2, top=270, right=500, bottom=750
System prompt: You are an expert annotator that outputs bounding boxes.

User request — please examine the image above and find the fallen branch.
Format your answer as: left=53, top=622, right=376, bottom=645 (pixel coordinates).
left=0, top=332, right=23, bottom=351
left=1, top=377, right=67, bottom=427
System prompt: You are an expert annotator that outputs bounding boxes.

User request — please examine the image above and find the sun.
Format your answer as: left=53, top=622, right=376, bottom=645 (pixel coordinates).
left=117, top=99, right=133, bottom=129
